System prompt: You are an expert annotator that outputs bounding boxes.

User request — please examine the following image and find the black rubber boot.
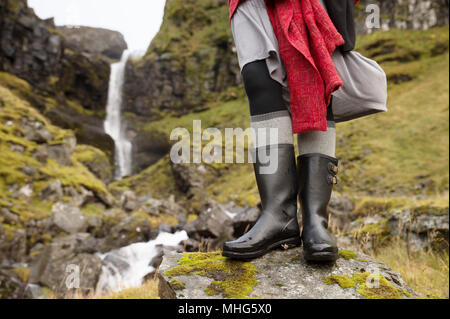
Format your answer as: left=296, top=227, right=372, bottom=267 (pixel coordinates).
left=222, top=144, right=301, bottom=260
left=298, top=154, right=339, bottom=262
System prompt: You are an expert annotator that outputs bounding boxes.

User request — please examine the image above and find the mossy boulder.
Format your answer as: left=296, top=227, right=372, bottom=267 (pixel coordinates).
left=73, top=145, right=113, bottom=184
left=159, top=247, right=418, bottom=299
left=336, top=196, right=449, bottom=252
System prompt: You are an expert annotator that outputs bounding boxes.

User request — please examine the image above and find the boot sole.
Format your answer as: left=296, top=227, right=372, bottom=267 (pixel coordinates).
left=304, top=251, right=338, bottom=263
left=222, top=236, right=301, bottom=260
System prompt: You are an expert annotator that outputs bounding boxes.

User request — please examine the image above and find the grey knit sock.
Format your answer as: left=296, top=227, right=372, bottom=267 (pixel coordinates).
left=297, top=121, right=336, bottom=157
left=250, top=110, right=294, bottom=148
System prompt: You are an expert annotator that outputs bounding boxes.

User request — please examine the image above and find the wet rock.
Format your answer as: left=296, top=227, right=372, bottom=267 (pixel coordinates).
left=51, top=202, right=88, bottom=234
left=159, top=247, right=419, bottom=299
left=29, top=233, right=103, bottom=297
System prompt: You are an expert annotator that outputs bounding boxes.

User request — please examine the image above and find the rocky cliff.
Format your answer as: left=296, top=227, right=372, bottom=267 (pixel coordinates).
left=120, top=0, right=242, bottom=172
left=0, top=0, right=127, bottom=157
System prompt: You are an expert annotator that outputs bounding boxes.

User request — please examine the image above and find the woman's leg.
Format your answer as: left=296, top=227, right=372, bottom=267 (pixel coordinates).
left=242, top=59, right=294, bottom=147
left=297, top=102, right=336, bottom=157
left=222, top=59, right=301, bottom=260
left=296, top=101, right=340, bottom=262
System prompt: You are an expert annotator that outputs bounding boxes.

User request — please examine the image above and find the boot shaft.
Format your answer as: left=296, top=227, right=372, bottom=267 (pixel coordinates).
left=252, top=144, right=299, bottom=215
left=297, top=153, right=338, bottom=228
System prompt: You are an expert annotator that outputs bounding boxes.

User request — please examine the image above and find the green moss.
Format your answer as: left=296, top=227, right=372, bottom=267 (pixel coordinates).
left=81, top=203, right=104, bottom=217
left=324, top=275, right=356, bottom=289
left=186, top=214, right=198, bottom=224
left=411, top=205, right=449, bottom=217
left=164, top=252, right=259, bottom=299
left=353, top=272, right=410, bottom=299
left=352, top=197, right=408, bottom=217
left=350, top=219, right=391, bottom=237
left=356, top=26, right=449, bottom=64
left=169, top=278, right=186, bottom=291
left=1, top=224, right=16, bottom=241
left=101, top=280, right=160, bottom=299
left=40, top=159, right=111, bottom=200
left=338, top=249, right=358, bottom=260
left=12, top=267, right=30, bottom=283
left=324, top=272, right=411, bottom=299
left=0, top=83, right=113, bottom=231
left=109, top=155, right=180, bottom=198
left=336, top=28, right=449, bottom=197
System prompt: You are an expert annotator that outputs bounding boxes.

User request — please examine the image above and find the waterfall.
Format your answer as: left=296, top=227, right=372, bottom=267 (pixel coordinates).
left=104, top=49, right=144, bottom=179
left=95, top=231, right=188, bottom=294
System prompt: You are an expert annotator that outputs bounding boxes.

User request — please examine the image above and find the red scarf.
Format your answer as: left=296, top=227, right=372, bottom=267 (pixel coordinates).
left=229, top=0, right=359, bottom=133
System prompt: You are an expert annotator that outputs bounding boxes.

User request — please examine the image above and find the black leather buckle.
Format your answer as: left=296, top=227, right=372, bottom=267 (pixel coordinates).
left=327, top=175, right=338, bottom=185
left=328, top=162, right=339, bottom=175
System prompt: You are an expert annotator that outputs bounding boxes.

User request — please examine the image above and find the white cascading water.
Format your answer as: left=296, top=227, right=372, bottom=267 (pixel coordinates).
left=104, top=49, right=144, bottom=179
left=96, top=231, right=188, bottom=294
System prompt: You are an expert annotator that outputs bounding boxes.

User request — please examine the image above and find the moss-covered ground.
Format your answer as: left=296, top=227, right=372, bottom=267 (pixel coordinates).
left=0, top=75, right=114, bottom=247
left=164, top=252, right=258, bottom=299
left=324, top=272, right=412, bottom=299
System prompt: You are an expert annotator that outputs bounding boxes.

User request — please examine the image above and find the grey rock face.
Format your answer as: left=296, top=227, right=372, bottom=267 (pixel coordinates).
left=0, top=267, right=29, bottom=299
left=56, top=26, right=128, bottom=60
left=102, top=214, right=153, bottom=251
left=29, top=233, right=103, bottom=297
left=51, top=202, right=88, bottom=234
left=0, top=0, right=63, bottom=89
left=39, top=180, right=64, bottom=202
left=183, top=200, right=234, bottom=250
left=160, top=247, right=418, bottom=299
left=0, top=225, right=27, bottom=262
left=338, top=205, right=449, bottom=252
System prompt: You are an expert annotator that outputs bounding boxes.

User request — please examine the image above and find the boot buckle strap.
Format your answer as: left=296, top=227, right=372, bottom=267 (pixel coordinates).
left=328, top=163, right=339, bottom=175
left=327, top=175, right=338, bottom=185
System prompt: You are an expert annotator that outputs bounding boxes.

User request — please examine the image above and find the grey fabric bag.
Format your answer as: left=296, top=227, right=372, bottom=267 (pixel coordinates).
left=331, top=50, right=388, bottom=123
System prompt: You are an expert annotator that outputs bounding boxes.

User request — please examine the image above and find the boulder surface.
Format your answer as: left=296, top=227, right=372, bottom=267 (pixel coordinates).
left=159, top=247, right=419, bottom=299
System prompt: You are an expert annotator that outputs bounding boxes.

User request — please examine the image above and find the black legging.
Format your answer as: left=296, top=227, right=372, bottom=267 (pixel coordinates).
left=241, top=59, right=334, bottom=121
